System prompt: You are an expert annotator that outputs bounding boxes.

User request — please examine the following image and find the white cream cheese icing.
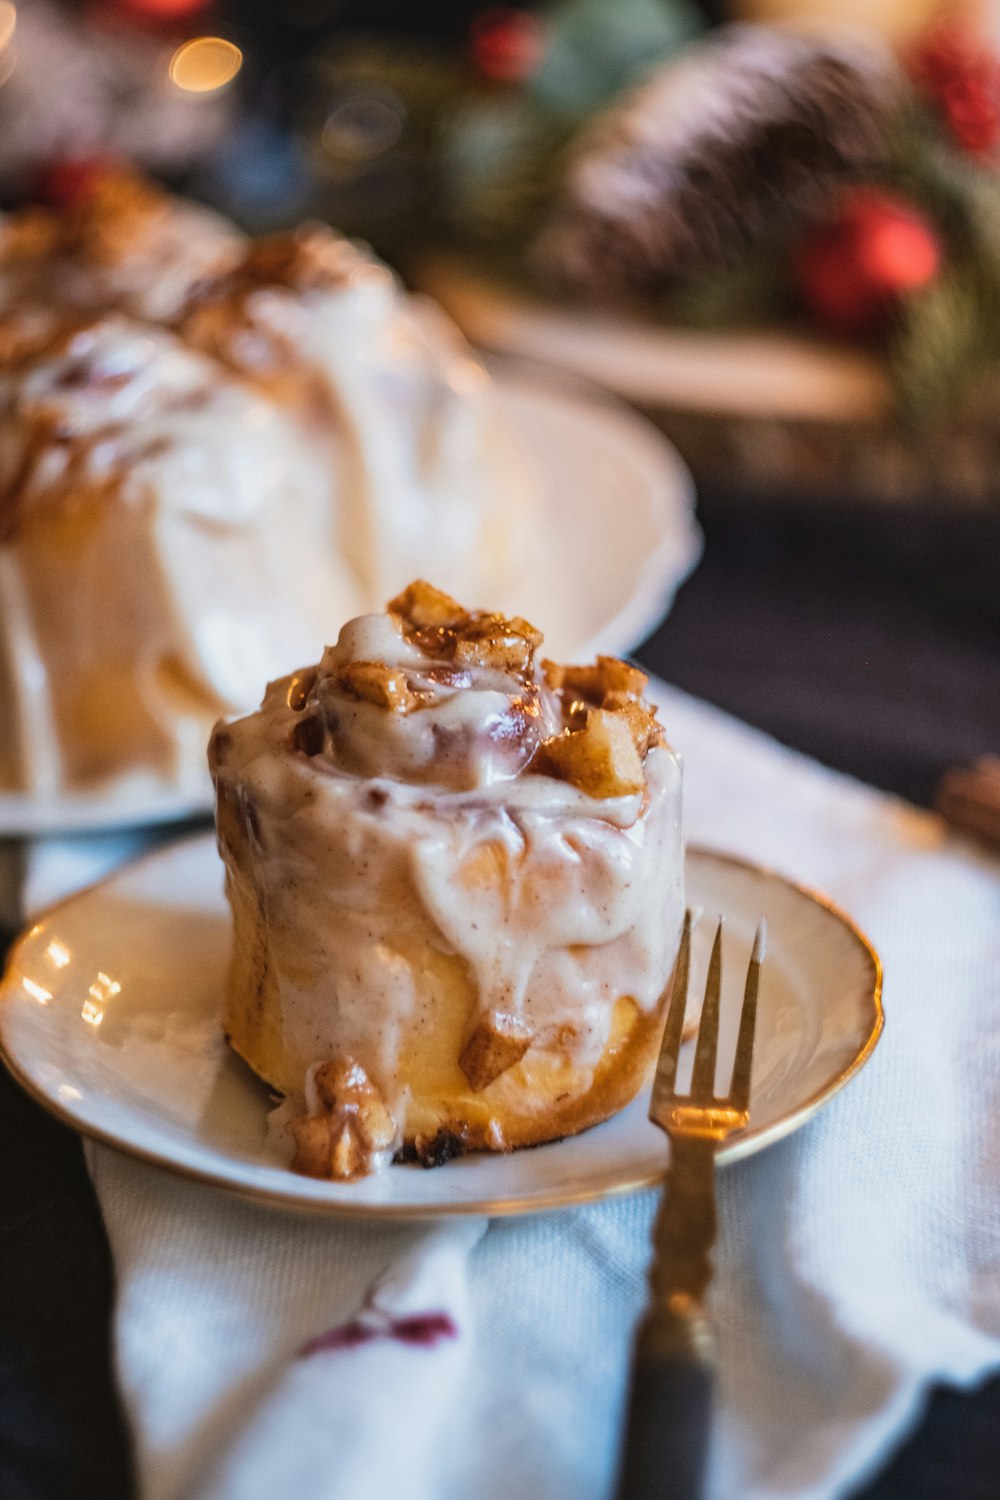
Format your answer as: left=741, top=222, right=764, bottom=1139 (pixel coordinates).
left=0, top=173, right=242, bottom=344
left=0, top=181, right=543, bottom=799
left=211, top=592, right=685, bottom=1169
left=0, top=317, right=361, bottom=794
left=179, top=226, right=538, bottom=607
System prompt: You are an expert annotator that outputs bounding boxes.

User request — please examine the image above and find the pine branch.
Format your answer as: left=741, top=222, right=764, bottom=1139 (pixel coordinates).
left=664, top=254, right=787, bottom=329
left=888, top=263, right=998, bottom=425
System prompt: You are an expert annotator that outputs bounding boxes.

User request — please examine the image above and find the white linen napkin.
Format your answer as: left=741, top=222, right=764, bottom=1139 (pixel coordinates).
left=23, top=683, right=1000, bottom=1500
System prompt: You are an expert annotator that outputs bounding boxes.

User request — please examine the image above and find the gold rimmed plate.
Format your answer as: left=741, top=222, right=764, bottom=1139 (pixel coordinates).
left=0, top=836, right=881, bottom=1218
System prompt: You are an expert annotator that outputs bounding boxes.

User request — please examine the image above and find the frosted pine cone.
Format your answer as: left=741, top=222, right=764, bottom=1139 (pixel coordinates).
left=535, top=25, right=903, bottom=298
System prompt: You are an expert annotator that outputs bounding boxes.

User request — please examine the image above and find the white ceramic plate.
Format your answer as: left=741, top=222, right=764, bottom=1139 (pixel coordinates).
left=0, top=376, right=699, bottom=838
left=0, top=785, right=213, bottom=840
left=0, top=837, right=881, bottom=1219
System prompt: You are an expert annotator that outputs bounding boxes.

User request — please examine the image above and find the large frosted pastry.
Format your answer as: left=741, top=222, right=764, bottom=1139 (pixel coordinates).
left=0, top=175, right=540, bottom=798
left=180, top=225, right=534, bottom=603
left=210, top=582, right=684, bottom=1179
left=0, top=317, right=359, bottom=796
left=0, top=170, right=242, bottom=361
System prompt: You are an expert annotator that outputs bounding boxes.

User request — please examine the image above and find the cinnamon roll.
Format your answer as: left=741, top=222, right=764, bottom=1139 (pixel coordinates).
left=0, top=170, right=241, bottom=362
left=210, top=582, right=684, bottom=1180
left=0, top=174, right=543, bottom=800
left=179, top=224, right=535, bottom=605
left=0, top=316, right=359, bottom=795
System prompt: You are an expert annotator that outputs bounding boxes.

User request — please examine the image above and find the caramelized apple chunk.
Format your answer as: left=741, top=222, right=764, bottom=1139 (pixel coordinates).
left=604, top=694, right=659, bottom=758
left=543, top=655, right=649, bottom=702
left=460, top=1010, right=534, bottom=1092
left=388, top=581, right=541, bottom=679
left=334, top=661, right=421, bottom=714
left=537, top=709, right=645, bottom=799
left=240, top=226, right=365, bottom=291
left=453, top=615, right=540, bottom=676
left=542, top=653, right=664, bottom=765
left=388, top=579, right=466, bottom=630
left=290, top=1057, right=397, bottom=1181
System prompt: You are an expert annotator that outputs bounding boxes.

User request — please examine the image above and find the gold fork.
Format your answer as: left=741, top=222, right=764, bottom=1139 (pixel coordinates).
left=615, top=910, right=765, bottom=1500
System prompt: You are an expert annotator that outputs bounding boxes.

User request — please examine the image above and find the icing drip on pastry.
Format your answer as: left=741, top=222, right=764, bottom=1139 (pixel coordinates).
left=303, top=598, right=553, bottom=791
left=0, top=169, right=242, bottom=342
left=211, top=583, right=685, bottom=1180
left=0, top=316, right=360, bottom=792
left=0, top=177, right=542, bottom=797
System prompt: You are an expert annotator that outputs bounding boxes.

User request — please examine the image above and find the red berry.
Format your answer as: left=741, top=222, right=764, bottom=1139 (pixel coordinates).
left=470, top=8, right=547, bottom=84
left=794, top=189, right=941, bottom=339
left=943, top=75, right=1000, bottom=155
left=910, top=23, right=1000, bottom=157
left=33, top=156, right=122, bottom=209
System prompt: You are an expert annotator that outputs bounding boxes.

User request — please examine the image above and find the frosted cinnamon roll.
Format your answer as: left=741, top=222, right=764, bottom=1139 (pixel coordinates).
left=0, top=316, right=359, bottom=795
left=179, top=225, right=535, bottom=605
left=210, top=581, right=684, bottom=1180
left=0, top=170, right=241, bottom=360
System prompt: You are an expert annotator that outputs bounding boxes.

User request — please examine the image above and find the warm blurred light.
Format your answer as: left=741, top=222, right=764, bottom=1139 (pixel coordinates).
left=168, top=36, right=243, bottom=95
left=91, top=971, right=122, bottom=999
left=46, top=940, right=70, bottom=968
left=81, top=999, right=104, bottom=1027
left=125, top=0, right=210, bottom=15
left=0, top=2, right=16, bottom=53
left=23, top=977, right=51, bottom=1004
left=0, top=1, right=16, bottom=86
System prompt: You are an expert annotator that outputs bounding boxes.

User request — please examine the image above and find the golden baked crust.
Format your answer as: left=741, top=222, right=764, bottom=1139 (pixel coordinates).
left=224, top=943, right=675, bottom=1167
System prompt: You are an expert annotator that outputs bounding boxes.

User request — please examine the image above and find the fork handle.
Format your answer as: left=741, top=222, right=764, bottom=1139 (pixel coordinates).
left=614, top=1344, right=713, bottom=1500
left=616, top=1133, right=717, bottom=1500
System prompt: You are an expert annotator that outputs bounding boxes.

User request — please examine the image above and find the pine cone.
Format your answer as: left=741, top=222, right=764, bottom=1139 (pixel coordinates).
left=535, top=25, right=903, bottom=298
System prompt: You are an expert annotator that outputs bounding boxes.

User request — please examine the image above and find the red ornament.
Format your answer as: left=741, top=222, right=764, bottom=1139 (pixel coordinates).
left=470, top=8, right=547, bottom=84
left=115, top=0, right=211, bottom=18
left=33, top=156, right=123, bottom=210
left=793, top=188, right=942, bottom=339
left=910, top=24, right=1000, bottom=158
left=83, top=0, right=211, bottom=34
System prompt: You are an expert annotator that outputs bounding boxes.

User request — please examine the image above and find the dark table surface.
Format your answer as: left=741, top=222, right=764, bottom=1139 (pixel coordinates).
left=2, top=491, right=1000, bottom=1500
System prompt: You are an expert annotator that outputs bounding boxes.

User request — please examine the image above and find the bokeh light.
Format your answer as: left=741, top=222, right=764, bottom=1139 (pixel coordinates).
left=0, top=0, right=16, bottom=86
left=0, top=2, right=16, bottom=54
left=321, top=86, right=405, bottom=167
left=123, top=0, right=210, bottom=16
left=168, top=36, right=243, bottom=95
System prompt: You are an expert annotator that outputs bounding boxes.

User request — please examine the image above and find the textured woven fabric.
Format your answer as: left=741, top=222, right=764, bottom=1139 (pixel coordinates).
left=65, top=683, right=1000, bottom=1498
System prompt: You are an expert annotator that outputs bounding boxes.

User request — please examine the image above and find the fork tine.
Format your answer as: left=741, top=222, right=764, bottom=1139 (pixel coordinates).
left=650, top=909, right=692, bottom=1103
left=690, top=919, right=723, bottom=1100
left=727, top=920, right=765, bottom=1112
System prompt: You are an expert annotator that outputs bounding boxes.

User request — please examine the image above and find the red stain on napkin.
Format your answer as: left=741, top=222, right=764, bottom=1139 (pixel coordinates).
left=300, top=1312, right=457, bottom=1357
